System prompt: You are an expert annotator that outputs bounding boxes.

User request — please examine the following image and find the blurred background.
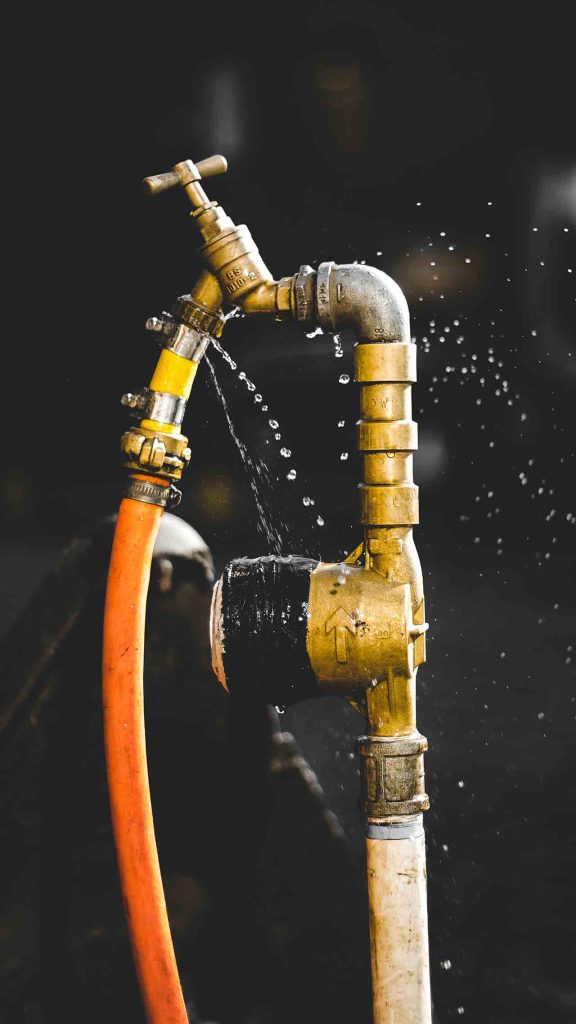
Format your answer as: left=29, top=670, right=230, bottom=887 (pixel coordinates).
left=2, top=1, right=575, bottom=1022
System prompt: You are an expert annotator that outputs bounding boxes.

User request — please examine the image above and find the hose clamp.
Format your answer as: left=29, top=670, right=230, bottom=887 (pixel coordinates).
left=124, top=478, right=182, bottom=508
left=146, top=294, right=225, bottom=354
left=121, top=388, right=186, bottom=427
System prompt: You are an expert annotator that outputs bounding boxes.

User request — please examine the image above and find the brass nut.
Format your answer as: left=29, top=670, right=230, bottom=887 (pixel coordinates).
left=276, top=276, right=295, bottom=314
left=293, top=265, right=316, bottom=322
left=358, top=734, right=429, bottom=820
left=355, top=342, right=417, bottom=384
left=121, top=427, right=191, bottom=482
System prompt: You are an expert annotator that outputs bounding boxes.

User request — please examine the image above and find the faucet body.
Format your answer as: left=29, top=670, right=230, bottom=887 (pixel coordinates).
left=110, top=156, right=432, bottom=1024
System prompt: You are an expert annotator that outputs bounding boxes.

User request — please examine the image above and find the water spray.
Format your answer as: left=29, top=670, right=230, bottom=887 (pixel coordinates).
left=103, top=155, right=431, bottom=1024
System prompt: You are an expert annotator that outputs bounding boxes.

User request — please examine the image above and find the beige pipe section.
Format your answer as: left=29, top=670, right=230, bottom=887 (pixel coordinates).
left=367, top=826, right=431, bottom=1024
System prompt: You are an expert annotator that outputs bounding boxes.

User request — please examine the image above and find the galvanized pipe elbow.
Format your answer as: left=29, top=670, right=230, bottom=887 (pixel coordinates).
left=293, top=262, right=410, bottom=343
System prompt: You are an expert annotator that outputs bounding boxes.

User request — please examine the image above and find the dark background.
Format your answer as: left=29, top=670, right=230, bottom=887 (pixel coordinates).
left=3, top=2, right=576, bottom=1022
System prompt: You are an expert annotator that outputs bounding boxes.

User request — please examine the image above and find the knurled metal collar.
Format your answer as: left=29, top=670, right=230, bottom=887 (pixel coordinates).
left=172, top=295, right=225, bottom=339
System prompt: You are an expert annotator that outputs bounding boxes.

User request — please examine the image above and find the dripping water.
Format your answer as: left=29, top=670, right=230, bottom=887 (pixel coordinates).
left=205, top=354, right=285, bottom=553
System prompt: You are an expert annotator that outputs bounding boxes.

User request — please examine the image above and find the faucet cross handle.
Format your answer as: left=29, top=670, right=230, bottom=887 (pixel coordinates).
left=142, top=155, right=228, bottom=204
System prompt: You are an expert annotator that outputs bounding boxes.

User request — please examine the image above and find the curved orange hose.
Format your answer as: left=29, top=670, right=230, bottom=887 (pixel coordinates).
left=103, top=495, right=188, bottom=1024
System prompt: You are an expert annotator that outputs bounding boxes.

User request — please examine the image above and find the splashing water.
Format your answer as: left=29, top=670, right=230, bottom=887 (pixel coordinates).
left=205, top=355, right=285, bottom=553
left=209, top=339, right=327, bottom=537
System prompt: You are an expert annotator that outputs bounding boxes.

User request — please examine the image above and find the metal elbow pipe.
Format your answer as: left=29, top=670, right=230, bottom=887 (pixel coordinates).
left=292, top=262, right=410, bottom=344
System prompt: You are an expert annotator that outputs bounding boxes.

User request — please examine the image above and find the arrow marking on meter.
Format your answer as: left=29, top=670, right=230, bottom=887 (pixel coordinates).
left=325, top=608, right=356, bottom=663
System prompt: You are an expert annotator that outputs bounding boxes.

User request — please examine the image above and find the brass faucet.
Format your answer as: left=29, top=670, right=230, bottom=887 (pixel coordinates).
left=124, top=156, right=431, bottom=1024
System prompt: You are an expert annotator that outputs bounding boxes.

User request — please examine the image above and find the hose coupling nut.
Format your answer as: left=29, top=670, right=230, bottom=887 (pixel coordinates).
left=293, top=264, right=316, bottom=323
left=358, top=734, right=429, bottom=820
left=121, top=426, right=191, bottom=481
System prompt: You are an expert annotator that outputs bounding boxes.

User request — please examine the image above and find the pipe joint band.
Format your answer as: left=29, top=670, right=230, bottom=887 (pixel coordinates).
left=355, top=342, right=417, bottom=383
left=366, top=818, right=424, bottom=840
left=359, top=734, right=429, bottom=819
left=360, top=483, right=419, bottom=525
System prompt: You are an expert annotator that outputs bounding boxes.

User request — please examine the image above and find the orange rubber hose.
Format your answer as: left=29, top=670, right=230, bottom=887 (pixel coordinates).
left=103, top=495, right=188, bottom=1024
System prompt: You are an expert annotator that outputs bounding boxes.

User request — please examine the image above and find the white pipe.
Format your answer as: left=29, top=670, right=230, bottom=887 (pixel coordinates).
left=366, top=819, right=432, bottom=1024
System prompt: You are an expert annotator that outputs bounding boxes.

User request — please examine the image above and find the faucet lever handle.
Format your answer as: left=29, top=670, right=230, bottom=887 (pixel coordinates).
left=142, top=155, right=228, bottom=198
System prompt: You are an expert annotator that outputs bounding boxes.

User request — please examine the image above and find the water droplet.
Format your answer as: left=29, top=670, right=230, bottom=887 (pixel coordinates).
left=254, top=394, right=262, bottom=403
left=338, top=419, right=345, bottom=428
left=317, top=515, right=324, bottom=526
left=440, top=960, right=452, bottom=970
left=339, top=374, right=350, bottom=384
left=457, top=780, right=465, bottom=789
left=340, top=452, right=349, bottom=460
left=286, top=469, right=297, bottom=481
left=274, top=432, right=281, bottom=440
left=303, top=496, right=315, bottom=507
left=269, top=419, right=279, bottom=429
left=280, top=447, right=291, bottom=458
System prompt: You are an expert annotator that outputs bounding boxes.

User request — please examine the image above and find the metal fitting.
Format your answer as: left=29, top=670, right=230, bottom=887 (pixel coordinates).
left=293, top=264, right=316, bottom=323
left=200, top=223, right=274, bottom=308
left=121, top=426, right=191, bottom=482
left=121, top=389, right=187, bottom=427
left=124, top=478, right=181, bottom=508
left=358, top=734, right=429, bottom=820
left=171, top=294, right=225, bottom=340
left=146, top=295, right=224, bottom=352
